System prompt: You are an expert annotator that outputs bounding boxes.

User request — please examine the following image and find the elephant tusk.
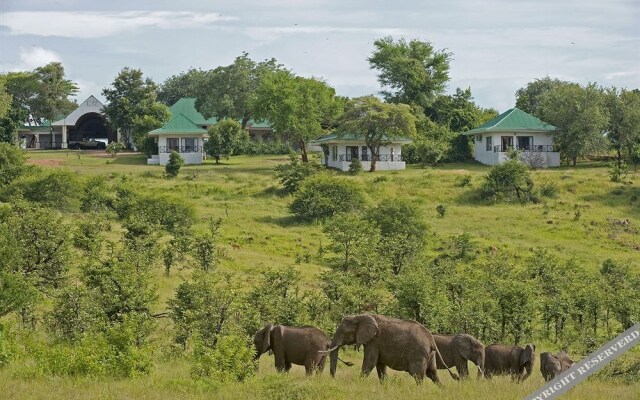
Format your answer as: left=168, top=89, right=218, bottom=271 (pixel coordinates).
left=319, top=345, right=340, bottom=354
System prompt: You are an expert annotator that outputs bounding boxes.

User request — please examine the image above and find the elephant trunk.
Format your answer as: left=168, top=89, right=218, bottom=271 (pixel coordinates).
left=476, top=352, right=485, bottom=379
left=329, top=332, right=345, bottom=377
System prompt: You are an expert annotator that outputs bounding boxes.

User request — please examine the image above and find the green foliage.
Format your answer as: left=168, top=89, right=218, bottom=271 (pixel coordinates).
left=47, top=286, right=97, bottom=341
left=323, top=213, right=380, bottom=272
left=190, top=335, right=255, bottom=382
left=0, top=142, right=29, bottom=187
left=515, top=76, right=570, bottom=116
left=436, top=204, right=447, bottom=218
left=1, top=169, right=83, bottom=210
left=240, top=139, right=291, bottom=155
left=105, top=141, right=125, bottom=157
left=457, top=174, right=472, bottom=187
left=139, top=137, right=158, bottom=158
left=273, top=152, right=322, bottom=193
left=165, top=151, right=184, bottom=177
left=158, top=68, right=208, bottom=106
left=206, top=119, right=248, bottom=157
left=253, top=70, right=341, bottom=161
left=0, top=323, right=18, bottom=367
left=80, top=176, right=115, bottom=213
left=539, top=181, right=559, bottom=198
left=245, top=268, right=305, bottom=329
left=480, top=159, right=535, bottom=203
left=191, top=218, right=223, bottom=272
left=608, top=160, right=628, bottom=182
left=289, top=174, right=364, bottom=221
left=605, top=88, right=640, bottom=163
left=368, top=36, right=451, bottom=108
left=348, top=157, right=363, bottom=174
left=365, top=199, right=427, bottom=275
left=337, top=96, right=416, bottom=171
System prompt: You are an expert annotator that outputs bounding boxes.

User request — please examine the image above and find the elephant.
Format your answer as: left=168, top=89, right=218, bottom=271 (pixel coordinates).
left=321, top=314, right=459, bottom=384
left=540, top=351, right=574, bottom=382
left=433, top=333, right=485, bottom=379
left=253, top=324, right=352, bottom=375
left=484, top=343, right=536, bottom=382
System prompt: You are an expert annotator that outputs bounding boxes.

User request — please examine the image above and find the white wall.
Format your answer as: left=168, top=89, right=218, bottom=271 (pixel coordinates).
left=150, top=135, right=205, bottom=165
left=472, top=132, right=559, bottom=167
left=321, top=142, right=405, bottom=171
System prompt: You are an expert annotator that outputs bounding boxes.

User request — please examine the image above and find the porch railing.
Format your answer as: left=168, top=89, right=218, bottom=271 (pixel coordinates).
left=338, top=154, right=403, bottom=162
left=493, top=145, right=555, bottom=153
left=159, top=145, right=203, bottom=153
left=26, top=141, right=64, bottom=149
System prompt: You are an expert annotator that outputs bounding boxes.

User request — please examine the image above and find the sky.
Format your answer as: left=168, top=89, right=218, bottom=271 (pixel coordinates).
left=0, top=0, right=638, bottom=112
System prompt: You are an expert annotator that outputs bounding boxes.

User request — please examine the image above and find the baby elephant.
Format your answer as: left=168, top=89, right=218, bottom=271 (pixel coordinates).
left=253, top=324, right=335, bottom=375
left=485, top=343, right=536, bottom=382
left=540, top=351, right=574, bottom=381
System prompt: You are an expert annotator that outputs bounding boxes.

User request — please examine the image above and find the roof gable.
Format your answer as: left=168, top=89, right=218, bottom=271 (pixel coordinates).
left=464, top=107, right=556, bottom=135
left=52, top=95, right=105, bottom=126
left=169, top=98, right=217, bottom=126
left=149, top=112, right=207, bottom=135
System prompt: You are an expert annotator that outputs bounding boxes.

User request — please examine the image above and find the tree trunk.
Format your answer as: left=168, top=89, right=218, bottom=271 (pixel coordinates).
left=369, top=145, right=378, bottom=172
left=572, top=157, right=577, bottom=167
left=300, top=140, right=308, bottom=163
left=241, top=116, right=250, bottom=130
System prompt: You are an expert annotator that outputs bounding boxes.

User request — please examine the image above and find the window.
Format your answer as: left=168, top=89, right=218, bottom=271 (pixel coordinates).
left=331, top=145, right=337, bottom=161
left=517, top=136, right=533, bottom=150
left=361, top=146, right=369, bottom=161
left=183, top=138, right=196, bottom=152
left=486, top=136, right=492, bottom=151
left=346, top=146, right=359, bottom=161
left=167, top=138, right=179, bottom=152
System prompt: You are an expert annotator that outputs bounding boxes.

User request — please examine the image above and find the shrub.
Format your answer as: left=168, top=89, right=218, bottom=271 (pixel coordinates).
left=140, top=137, right=158, bottom=158
left=190, top=335, right=255, bottom=382
left=274, top=153, right=323, bottom=194
left=240, top=139, right=291, bottom=155
left=0, top=323, right=18, bottom=367
left=289, top=174, right=364, bottom=221
left=480, top=159, right=535, bottom=203
left=539, top=181, right=559, bottom=198
left=436, top=204, right=447, bottom=217
left=609, top=161, right=628, bottom=182
left=206, top=119, right=248, bottom=158
left=47, top=286, right=97, bottom=341
left=165, top=151, right=184, bottom=177
left=0, top=143, right=29, bottom=187
left=348, top=157, right=363, bottom=174
left=1, top=169, right=83, bottom=210
left=456, top=174, right=472, bottom=187
left=81, top=176, right=115, bottom=213
left=105, top=141, right=125, bottom=157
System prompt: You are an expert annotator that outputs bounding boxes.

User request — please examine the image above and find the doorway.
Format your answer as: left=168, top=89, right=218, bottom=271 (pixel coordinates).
left=501, top=136, right=513, bottom=151
left=346, top=146, right=359, bottom=161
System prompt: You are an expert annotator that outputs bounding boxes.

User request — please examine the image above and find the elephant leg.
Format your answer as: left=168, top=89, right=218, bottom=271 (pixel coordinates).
left=274, top=352, right=286, bottom=372
left=361, top=346, right=379, bottom=378
left=284, top=361, right=292, bottom=372
left=457, top=360, right=469, bottom=380
left=316, top=355, right=326, bottom=374
left=425, top=355, right=441, bottom=386
left=304, top=359, right=314, bottom=376
left=376, top=362, right=387, bottom=381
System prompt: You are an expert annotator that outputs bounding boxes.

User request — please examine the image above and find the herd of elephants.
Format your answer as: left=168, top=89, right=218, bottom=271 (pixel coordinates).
left=253, top=314, right=573, bottom=385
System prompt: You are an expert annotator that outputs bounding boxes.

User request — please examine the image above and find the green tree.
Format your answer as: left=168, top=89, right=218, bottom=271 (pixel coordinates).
left=102, top=67, right=166, bottom=147
left=130, top=102, right=170, bottom=150
left=274, top=152, right=323, bottom=194
left=323, top=213, right=380, bottom=272
left=365, top=199, right=427, bottom=275
left=337, top=96, right=416, bottom=171
left=165, top=151, right=184, bottom=177
left=197, top=53, right=281, bottom=129
left=368, top=36, right=452, bottom=108
left=0, top=143, right=29, bottom=187
left=158, top=68, right=208, bottom=106
left=0, top=76, right=12, bottom=120
left=515, top=76, right=570, bottom=116
left=480, top=159, right=534, bottom=203
left=289, top=174, right=364, bottom=221
left=205, top=119, right=248, bottom=160
left=30, top=62, right=78, bottom=124
left=604, top=88, right=640, bottom=165
left=253, top=70, right=341, bottom=162
left=538, top=83, right=609, bottom=166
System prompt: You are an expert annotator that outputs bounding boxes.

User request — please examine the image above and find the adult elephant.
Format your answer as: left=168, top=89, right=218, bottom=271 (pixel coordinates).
left=322, top=314, right=459, bottom=384
left=540, top=351, right=574, bottom=381
left=433, top=333, right=485, bottom=379
left=253, top=324, right=352, bottom=375
left=484, top=343, right=536, bottom=382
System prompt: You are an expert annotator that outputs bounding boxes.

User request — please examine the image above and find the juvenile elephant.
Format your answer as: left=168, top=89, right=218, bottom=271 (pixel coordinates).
left=253, top=324, right=331, bottom=375
left=433, top=333, right=485, bottom=379
left=322, top=314, right=459, bottom=384
left=484, top=343, right=536, bottom=382
left=540, top=351, right=574, bottom=381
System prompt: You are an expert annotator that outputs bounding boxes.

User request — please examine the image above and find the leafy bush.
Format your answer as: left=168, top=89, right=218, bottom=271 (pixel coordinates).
left=480, top=159, right=535, bottom=203
left=240, top=139, right=291, bottom=155
left=456, top=174, right=472, bottom=187
left=609, top=161, right=628, bottom=182
left=274, top=153, right=323, bottom=193
left=0, top=323, right=18, bottom=367
left=0, top=143, right=29, bottom=187
left=190, top=335, right=255, bottom=382
left=1, top=169, right=83, bottom=210
left=105, top=141, right=126, bottom=157
left=165, top=151, right=184, bottom=177
left=80, top=176, right=115, bottom=213
left=289, top=174, right=364, bottom=221
left=140, top=137, right=158, bottom=158
left=206, top=119, right=248, bottom=157
left=539, top=181, right=559, bottom=198
left=348, top=157, right=363, bottom=174
left=47, top=286, right=98, bottom=341
left=436, top=204, right=447, bottom=217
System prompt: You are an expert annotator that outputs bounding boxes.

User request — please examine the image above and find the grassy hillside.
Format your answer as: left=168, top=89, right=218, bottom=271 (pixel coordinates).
left=2, top=150, right=638, bottom=399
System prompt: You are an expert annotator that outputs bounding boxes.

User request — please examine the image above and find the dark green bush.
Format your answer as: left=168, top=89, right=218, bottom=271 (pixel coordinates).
left=289, top=174, right=364, bottom=221
left=274, top=153, right=323, bottom=193
left=348, top=157, right=363, bottom=174
left=1, top=169, right=83, bottom=210
left=0, top=143, right=30, bottom=187
left=190, top=335, right=255, bottom=382
left=480, top=160, right=535, bottom=203
left=539, top=181, right=559, bottom=198
left=81, top=176, right=115, bottom=213
left=165, top=151, right=184, bottom=177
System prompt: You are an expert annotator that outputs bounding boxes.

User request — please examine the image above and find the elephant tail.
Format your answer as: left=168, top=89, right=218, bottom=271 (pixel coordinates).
left=337, top=357, right=354, bottom=367
left=435, top=347, right=459, bottom=381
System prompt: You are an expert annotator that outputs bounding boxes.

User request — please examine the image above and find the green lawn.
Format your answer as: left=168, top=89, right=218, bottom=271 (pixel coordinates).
left=3, top=149, right=637, bottom=399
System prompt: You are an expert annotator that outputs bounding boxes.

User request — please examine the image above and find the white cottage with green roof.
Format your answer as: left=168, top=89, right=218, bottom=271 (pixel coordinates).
left=310, top=134, right=411, bottom=171
left=463, top=107, right=560, bottom=168
left=147, top=98, right=213, bottom=165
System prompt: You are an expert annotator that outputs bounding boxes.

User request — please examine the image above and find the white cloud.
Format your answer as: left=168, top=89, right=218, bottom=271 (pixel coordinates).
left=0, top=11, right=238, bottom=38
left=0, top=46, right=62, bottom=72
left=240, top=25, right=407, bottom=42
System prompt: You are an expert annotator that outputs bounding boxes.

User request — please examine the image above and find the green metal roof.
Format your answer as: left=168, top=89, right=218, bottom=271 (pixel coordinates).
left=169, top=98, right=217, bottom=126
left=149, top=112, right=208, bottom=135
left=247, top=119, right=271, bottom=129
left=463, top=107, right=556, bottom=135
left=311, top=133, right=412, bottom=144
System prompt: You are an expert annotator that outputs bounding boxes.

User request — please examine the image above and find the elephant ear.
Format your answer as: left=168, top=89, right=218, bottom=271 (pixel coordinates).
left=261, top=324, right=274, bottom=355
left=355, top=314, right=378, bottom=346
left=454, top=335, right=473, bottom=360
left=520, top=344, right=535, bottom=367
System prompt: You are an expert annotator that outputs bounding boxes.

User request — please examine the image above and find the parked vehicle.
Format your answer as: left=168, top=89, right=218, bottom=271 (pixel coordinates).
left=68, top=138, right=107, bottom=150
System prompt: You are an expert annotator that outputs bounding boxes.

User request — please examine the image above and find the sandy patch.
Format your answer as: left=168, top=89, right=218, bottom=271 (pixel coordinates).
left=28, top=159, right=64, bottom=166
